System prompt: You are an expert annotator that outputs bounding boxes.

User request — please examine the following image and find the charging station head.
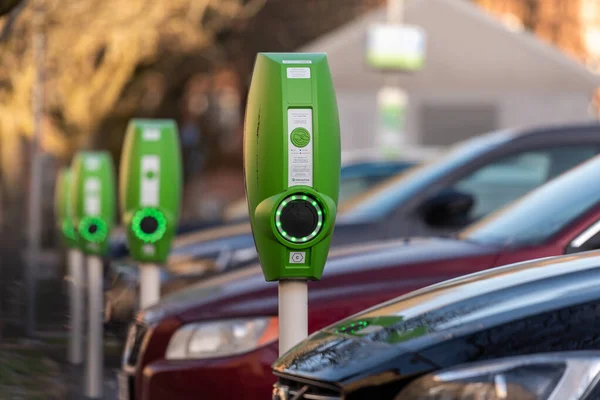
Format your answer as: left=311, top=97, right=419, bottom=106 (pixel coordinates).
left=70, top=151, right=116, bottom=256
left=119, top=119, right=182, bottom=264
left=244, top=53, right=341, bottom=281
left=54, top=167, right=78, bottom=248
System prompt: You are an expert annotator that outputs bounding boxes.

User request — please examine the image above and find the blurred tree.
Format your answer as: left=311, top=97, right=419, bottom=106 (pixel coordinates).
left=0, top=0, right=22, bottom=16
left=474, top=0, right=586, bottom=61
left=0, top=0, right=385, bottom=229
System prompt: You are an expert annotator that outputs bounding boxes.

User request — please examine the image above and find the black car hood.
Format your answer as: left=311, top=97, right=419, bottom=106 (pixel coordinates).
left=274, top=251, right=600, bottom=386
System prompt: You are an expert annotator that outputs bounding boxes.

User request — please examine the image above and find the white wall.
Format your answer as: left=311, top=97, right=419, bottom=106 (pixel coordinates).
left=498, top=94, right=595, bottom=129
left=337, top=89, right=597, bottom=153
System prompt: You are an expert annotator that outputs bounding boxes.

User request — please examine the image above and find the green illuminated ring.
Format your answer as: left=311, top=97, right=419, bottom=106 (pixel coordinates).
left=61, top=220, right=77, bottom=241
left=78, top=217, right=108, bottom=243
left=131, top=208, right=167, bottom=243
left=275, top=194, right=324, bottom=243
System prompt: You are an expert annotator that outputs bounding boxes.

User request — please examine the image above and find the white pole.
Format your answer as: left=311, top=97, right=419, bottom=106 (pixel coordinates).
left=85, top=255, right=103, bottom=399
left=139, top=264, right=161, bottom=309
left=67, top=249, right=85, bottom=365
left=278, top=280, right=308, bottom=357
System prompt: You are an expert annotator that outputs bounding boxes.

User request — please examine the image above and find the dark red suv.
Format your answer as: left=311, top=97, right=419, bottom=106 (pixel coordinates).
left=119, top=154, right=600, bottom=400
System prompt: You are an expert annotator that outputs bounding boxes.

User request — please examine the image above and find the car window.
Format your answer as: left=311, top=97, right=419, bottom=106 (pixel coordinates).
left=339, top=175, right=399, bottom=203
left=338, top=131, right=514, bottom=221
left=461, top=154, right=600, bottom=246
left=451, top=146, right=598, bottom=220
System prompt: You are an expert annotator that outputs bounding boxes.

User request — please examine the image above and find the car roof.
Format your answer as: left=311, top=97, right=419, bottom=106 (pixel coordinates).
left=504, top=122, right=600, bottom=140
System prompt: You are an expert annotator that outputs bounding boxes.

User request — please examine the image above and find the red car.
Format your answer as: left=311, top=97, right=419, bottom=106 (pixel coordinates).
left=119, top=155, right=600, bottom=400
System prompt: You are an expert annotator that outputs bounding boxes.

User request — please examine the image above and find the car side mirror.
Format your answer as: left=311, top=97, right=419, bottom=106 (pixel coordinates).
left=421, top=189, right=474, bottom=228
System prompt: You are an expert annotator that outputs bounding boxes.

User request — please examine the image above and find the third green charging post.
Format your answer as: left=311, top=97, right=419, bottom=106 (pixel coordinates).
left=244, top=53, right=341, bottom=355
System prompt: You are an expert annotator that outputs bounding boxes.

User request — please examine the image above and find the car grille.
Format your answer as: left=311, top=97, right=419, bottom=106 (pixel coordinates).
left=123, top=322, right=148, bottom=367
left=273, top=378, right=341, bottom=400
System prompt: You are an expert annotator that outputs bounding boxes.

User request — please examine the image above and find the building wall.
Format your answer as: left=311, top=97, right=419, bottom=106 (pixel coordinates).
left=337, top=90, right=594, bottom=151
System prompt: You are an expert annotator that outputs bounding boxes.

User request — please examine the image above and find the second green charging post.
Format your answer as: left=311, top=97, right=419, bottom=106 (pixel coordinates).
left=119, top=119, right=182, bottom=309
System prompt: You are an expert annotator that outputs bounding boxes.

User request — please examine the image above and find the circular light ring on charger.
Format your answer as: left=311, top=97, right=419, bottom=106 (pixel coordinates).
left=78, top=216, right=108, bottom=243
left=61, top=220, right=77, bottom=241
left=275, top=194, right=324, bottom=243
left=131, top=207, right=167, bottom=243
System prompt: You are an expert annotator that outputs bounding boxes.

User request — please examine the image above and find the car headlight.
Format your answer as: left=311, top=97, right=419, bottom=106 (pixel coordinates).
left=165, top=317, right=278, bottom=360
left=397, top=352, right=600, bottom=400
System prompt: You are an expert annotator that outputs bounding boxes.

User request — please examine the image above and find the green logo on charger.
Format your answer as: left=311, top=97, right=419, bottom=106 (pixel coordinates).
left=291, top=128, right=310, bottom=148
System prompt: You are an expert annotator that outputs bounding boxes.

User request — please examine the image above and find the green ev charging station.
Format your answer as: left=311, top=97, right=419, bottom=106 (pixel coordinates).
left=55, top=168, right=84, bottom=366
left=244, top=53, right=341, bottom=355
left=70, top=151, right=116, bottom=399
left=119, top=119, right=182, bottom=309
left=71, top=152, right=116, bottom=256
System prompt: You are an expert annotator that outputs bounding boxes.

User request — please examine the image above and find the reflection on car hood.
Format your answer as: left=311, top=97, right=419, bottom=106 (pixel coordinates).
left=141, top=236, right=494, bottom=324
left=273, top=252, right=600, bottom=385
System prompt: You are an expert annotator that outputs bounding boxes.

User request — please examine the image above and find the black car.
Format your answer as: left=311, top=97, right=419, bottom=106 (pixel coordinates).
left=273, top=251, right=600, bottom=399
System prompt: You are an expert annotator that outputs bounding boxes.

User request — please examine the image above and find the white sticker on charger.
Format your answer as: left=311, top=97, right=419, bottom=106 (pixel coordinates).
left=289, top=252, right=306, bottom=264
left=142, top=128, right=161, bottom=141
left=140, top=155, right=160, bottom=206
left=84, top=157, right=101, bottom=171
left=287, top=67, right=311, bottom=79
left=282, top=60, right=312, bottom=64
left=84, top=177, right=101, bottom=216
left=288, top=108, right=313, bottom=187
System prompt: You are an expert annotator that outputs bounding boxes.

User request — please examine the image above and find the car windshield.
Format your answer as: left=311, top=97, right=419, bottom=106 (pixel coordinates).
left=339, top=173, right=407, bottom=203
left=338, top=131, right=513, bottom=221
left=460, top=155, right=600, bottom=246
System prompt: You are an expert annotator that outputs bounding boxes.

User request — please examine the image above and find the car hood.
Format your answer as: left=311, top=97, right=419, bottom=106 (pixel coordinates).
left=141, top=236, right=497, bottom=325
left=273, top=252, right=600, bottom=386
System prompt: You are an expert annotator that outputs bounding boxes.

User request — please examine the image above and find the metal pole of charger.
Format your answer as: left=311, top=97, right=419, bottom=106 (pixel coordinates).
left=139, top=264, right=161, bottom=309
left=67, top=249, right=85, bottom=365
left=278, top=280, right=308, bottom=356
left=85, top=255, right=103, bottom=399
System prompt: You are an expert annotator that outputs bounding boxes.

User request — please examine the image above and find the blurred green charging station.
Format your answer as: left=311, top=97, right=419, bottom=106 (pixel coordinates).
left=244, top=53, right=341, bottom=355
left=119, top=119, right=182, bottom=308
left=70, top=151, right=116, bottom=399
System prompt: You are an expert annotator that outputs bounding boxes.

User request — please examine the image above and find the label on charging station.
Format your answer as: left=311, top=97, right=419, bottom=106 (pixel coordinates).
left=140, top=154, right=160, bottom=256
left=84, top=178, right=101, bottom=216
left=286, top=68, right=311, bottom=79
left=288, top=109, right=313, bottom=187
left=140, top=155, right=160, bottom=206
